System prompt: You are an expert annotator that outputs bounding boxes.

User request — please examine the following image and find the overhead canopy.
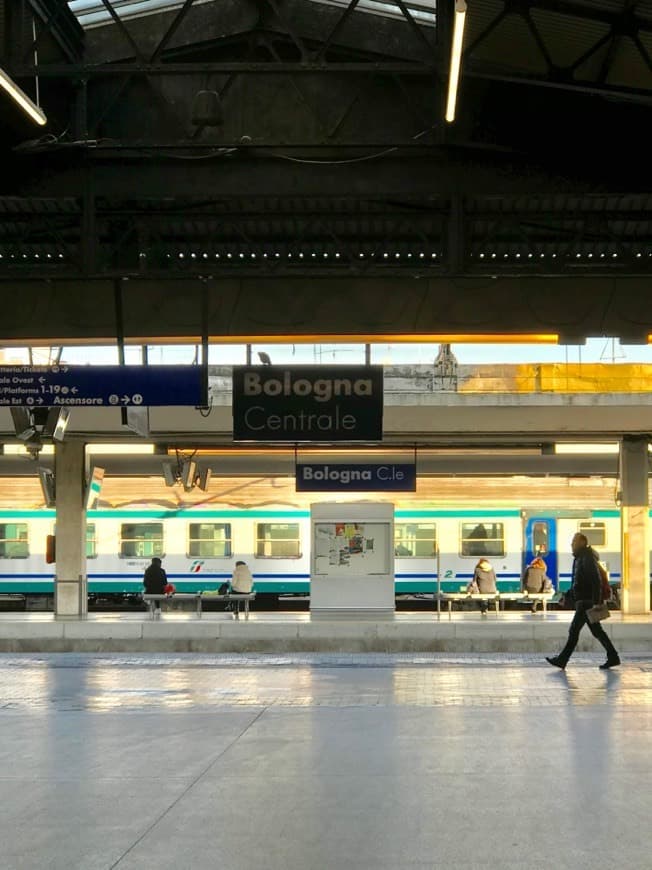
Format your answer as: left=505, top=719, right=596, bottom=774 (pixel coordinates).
left=0, top=0, right=651, bottom=340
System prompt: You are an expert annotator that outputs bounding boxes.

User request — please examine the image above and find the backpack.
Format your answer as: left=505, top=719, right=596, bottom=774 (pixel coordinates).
left=596, top=561, right=611, bottom=603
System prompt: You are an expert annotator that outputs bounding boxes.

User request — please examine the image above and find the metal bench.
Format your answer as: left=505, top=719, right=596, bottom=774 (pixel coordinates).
left=143, top=592, right=256, bottom=620
left=436, top=591, right=554, bottom=619
left=499, top=592, right=554, bottom=614
left=438, top=592, right=500, bottom=618
left=143, top=593, right=202, bottom=619
left=201, top=591, right=256, bottom=620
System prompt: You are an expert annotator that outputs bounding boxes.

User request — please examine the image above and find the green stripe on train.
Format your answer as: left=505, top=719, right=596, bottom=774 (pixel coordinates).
left=0, top=508, right=522, bottom=520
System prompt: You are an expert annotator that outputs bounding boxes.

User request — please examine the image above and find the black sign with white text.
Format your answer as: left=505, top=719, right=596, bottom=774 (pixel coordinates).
left=232, top=365, right=383, bottom=442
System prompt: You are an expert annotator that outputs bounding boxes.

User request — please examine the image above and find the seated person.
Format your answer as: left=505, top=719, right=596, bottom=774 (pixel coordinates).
left=143, top=557, right=167, bottom=616
left=468, top=558, right=497, bottom=615
left=232, top=560, right=254, bottom=593
left=227, top=560, right=254, bottom=613
left=521, top=556, right=553, bottom=613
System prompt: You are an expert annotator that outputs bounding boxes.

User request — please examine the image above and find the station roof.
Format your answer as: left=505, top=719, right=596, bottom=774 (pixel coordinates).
left=0, top=0, right=651, bottom=341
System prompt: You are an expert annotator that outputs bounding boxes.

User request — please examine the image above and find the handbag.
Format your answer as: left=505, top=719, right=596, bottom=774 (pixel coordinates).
left=586, top=602, right=610, bottom=623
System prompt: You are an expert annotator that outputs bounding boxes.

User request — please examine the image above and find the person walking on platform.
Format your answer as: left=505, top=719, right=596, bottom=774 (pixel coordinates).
left=546, top=533, right=620, bottom=670
left=143, top=557, right=167, bottom=618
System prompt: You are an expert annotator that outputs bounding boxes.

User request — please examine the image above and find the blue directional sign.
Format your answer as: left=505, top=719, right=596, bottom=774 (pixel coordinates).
left=0, top=365, right=205, bottom=407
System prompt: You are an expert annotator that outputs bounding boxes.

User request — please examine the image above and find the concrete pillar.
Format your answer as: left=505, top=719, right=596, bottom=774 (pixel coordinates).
left=54, top=440, right=87, bottom=619
left=620, top=436, right=650, bottom=614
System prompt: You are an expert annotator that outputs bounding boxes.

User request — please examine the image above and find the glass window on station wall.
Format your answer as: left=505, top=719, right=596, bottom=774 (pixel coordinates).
left=460, top=522, right=505, bottom=558
left=249, top=344, right=366, bottom=366
left=579, top=521, right=606, bottom=548
left=394, top=523, right=437, bottom=557
left=207, top=344, right=247, bottom=365
left=255, top=523, right=302, bottom=558
left=188, top=523, right=232, bottom=558
left=0, top=523, right=28, bottom=558
left=120, top=523, right=164, bottom=558
left=370, top=343, right=444, bottom=365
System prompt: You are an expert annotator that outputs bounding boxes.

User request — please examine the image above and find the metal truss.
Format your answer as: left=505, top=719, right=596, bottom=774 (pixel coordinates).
left=1, top=192, right=651, bottom=279
left=9, top=0, right=652, bottom=154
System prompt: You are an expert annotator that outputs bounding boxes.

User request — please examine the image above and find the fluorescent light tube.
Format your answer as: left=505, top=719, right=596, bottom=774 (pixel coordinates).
left=445, top=0, right=467, bottom=123
left=0, top=65, right=47, bottom=126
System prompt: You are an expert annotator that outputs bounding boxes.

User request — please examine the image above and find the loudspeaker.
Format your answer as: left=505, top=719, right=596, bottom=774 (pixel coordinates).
left=181, top=460, right=196, bottom=491
left=11, top=408, right=35, bottom=441
left=197, top=468, right=212, bottom=491
left=38, top=467, right=56, bottom=508
left=44, top=407, right=70, bottom=441
left=162, top=463, right=176, bottom=487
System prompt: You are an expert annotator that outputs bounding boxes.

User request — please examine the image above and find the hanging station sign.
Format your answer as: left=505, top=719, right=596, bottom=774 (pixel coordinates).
left=296, top=462, right=416, bottom=492
left=232, top=365, right=383, bottom=442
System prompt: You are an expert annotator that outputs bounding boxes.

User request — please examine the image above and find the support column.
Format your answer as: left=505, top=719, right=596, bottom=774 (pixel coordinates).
left=620, top=436, right=650, bottom=614
left=54, top=440, right=87, bottom=619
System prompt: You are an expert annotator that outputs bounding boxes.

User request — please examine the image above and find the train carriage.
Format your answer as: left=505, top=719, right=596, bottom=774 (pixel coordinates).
left=0, top=498, right=626, bottom=607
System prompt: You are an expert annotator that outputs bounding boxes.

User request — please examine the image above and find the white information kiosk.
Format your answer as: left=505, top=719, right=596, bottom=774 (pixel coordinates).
left=310, top=502, right=395, bottom=616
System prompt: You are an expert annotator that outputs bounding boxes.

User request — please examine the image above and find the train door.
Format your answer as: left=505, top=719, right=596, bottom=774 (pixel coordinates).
left=523, top=517, right=558, bottom=588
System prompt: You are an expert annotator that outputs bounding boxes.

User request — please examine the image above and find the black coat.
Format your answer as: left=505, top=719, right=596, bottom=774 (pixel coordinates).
left=143, top=563, right=167, bottom=594
left=570, top=546, right=600, bottom=604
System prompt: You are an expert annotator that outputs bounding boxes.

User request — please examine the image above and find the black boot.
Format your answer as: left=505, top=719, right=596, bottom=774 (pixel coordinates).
left=545, top=656, right=566, bottom=669
left=599, top=655, right=621, bottom=669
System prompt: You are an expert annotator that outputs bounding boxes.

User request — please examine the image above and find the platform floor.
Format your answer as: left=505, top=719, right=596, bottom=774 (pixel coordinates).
left=1, top=651, right=651, bottom=869
left=0, top=609, right=650, bottom=653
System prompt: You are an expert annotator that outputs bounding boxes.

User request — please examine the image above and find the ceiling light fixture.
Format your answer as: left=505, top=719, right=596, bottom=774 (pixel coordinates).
left=0, top=65, right=47, bottom=126
left=445, top=0, right=467, bottom=123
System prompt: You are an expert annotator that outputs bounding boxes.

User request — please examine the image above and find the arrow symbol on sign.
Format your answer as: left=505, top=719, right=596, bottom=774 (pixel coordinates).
left=71, top=387, right=78, bottom=394
left=36, top=397, right=43, bottom=404
left=121, top=395, right=131, bottom=404
left=38, top=377, right=45, bottom=384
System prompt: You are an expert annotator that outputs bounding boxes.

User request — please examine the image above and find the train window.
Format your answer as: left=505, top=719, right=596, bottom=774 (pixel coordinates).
left=119, top=523, right=164, bottom=558
left=532, top=522, right=549, bottom=556
left=86, top=524, right=97, bottom=559
left=579, top=521, right=606, bottom=547
left=255, top=523, right=301, bottom=558
left=460, top=522, right=505, bottom=558
left=188, top=523, right=232, bottom=558
left=394, top=523, right=437, bottom=557
left=54, top=523, right=97, bottom=559
left=0, top=523, right=28, bottom=558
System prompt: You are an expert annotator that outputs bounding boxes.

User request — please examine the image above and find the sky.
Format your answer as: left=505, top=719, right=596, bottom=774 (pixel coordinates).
left=10, top=338, right=652, bottom=367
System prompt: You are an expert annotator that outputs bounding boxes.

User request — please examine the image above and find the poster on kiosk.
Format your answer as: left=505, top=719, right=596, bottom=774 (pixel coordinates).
left=310, top=502, right=395, bottom=616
